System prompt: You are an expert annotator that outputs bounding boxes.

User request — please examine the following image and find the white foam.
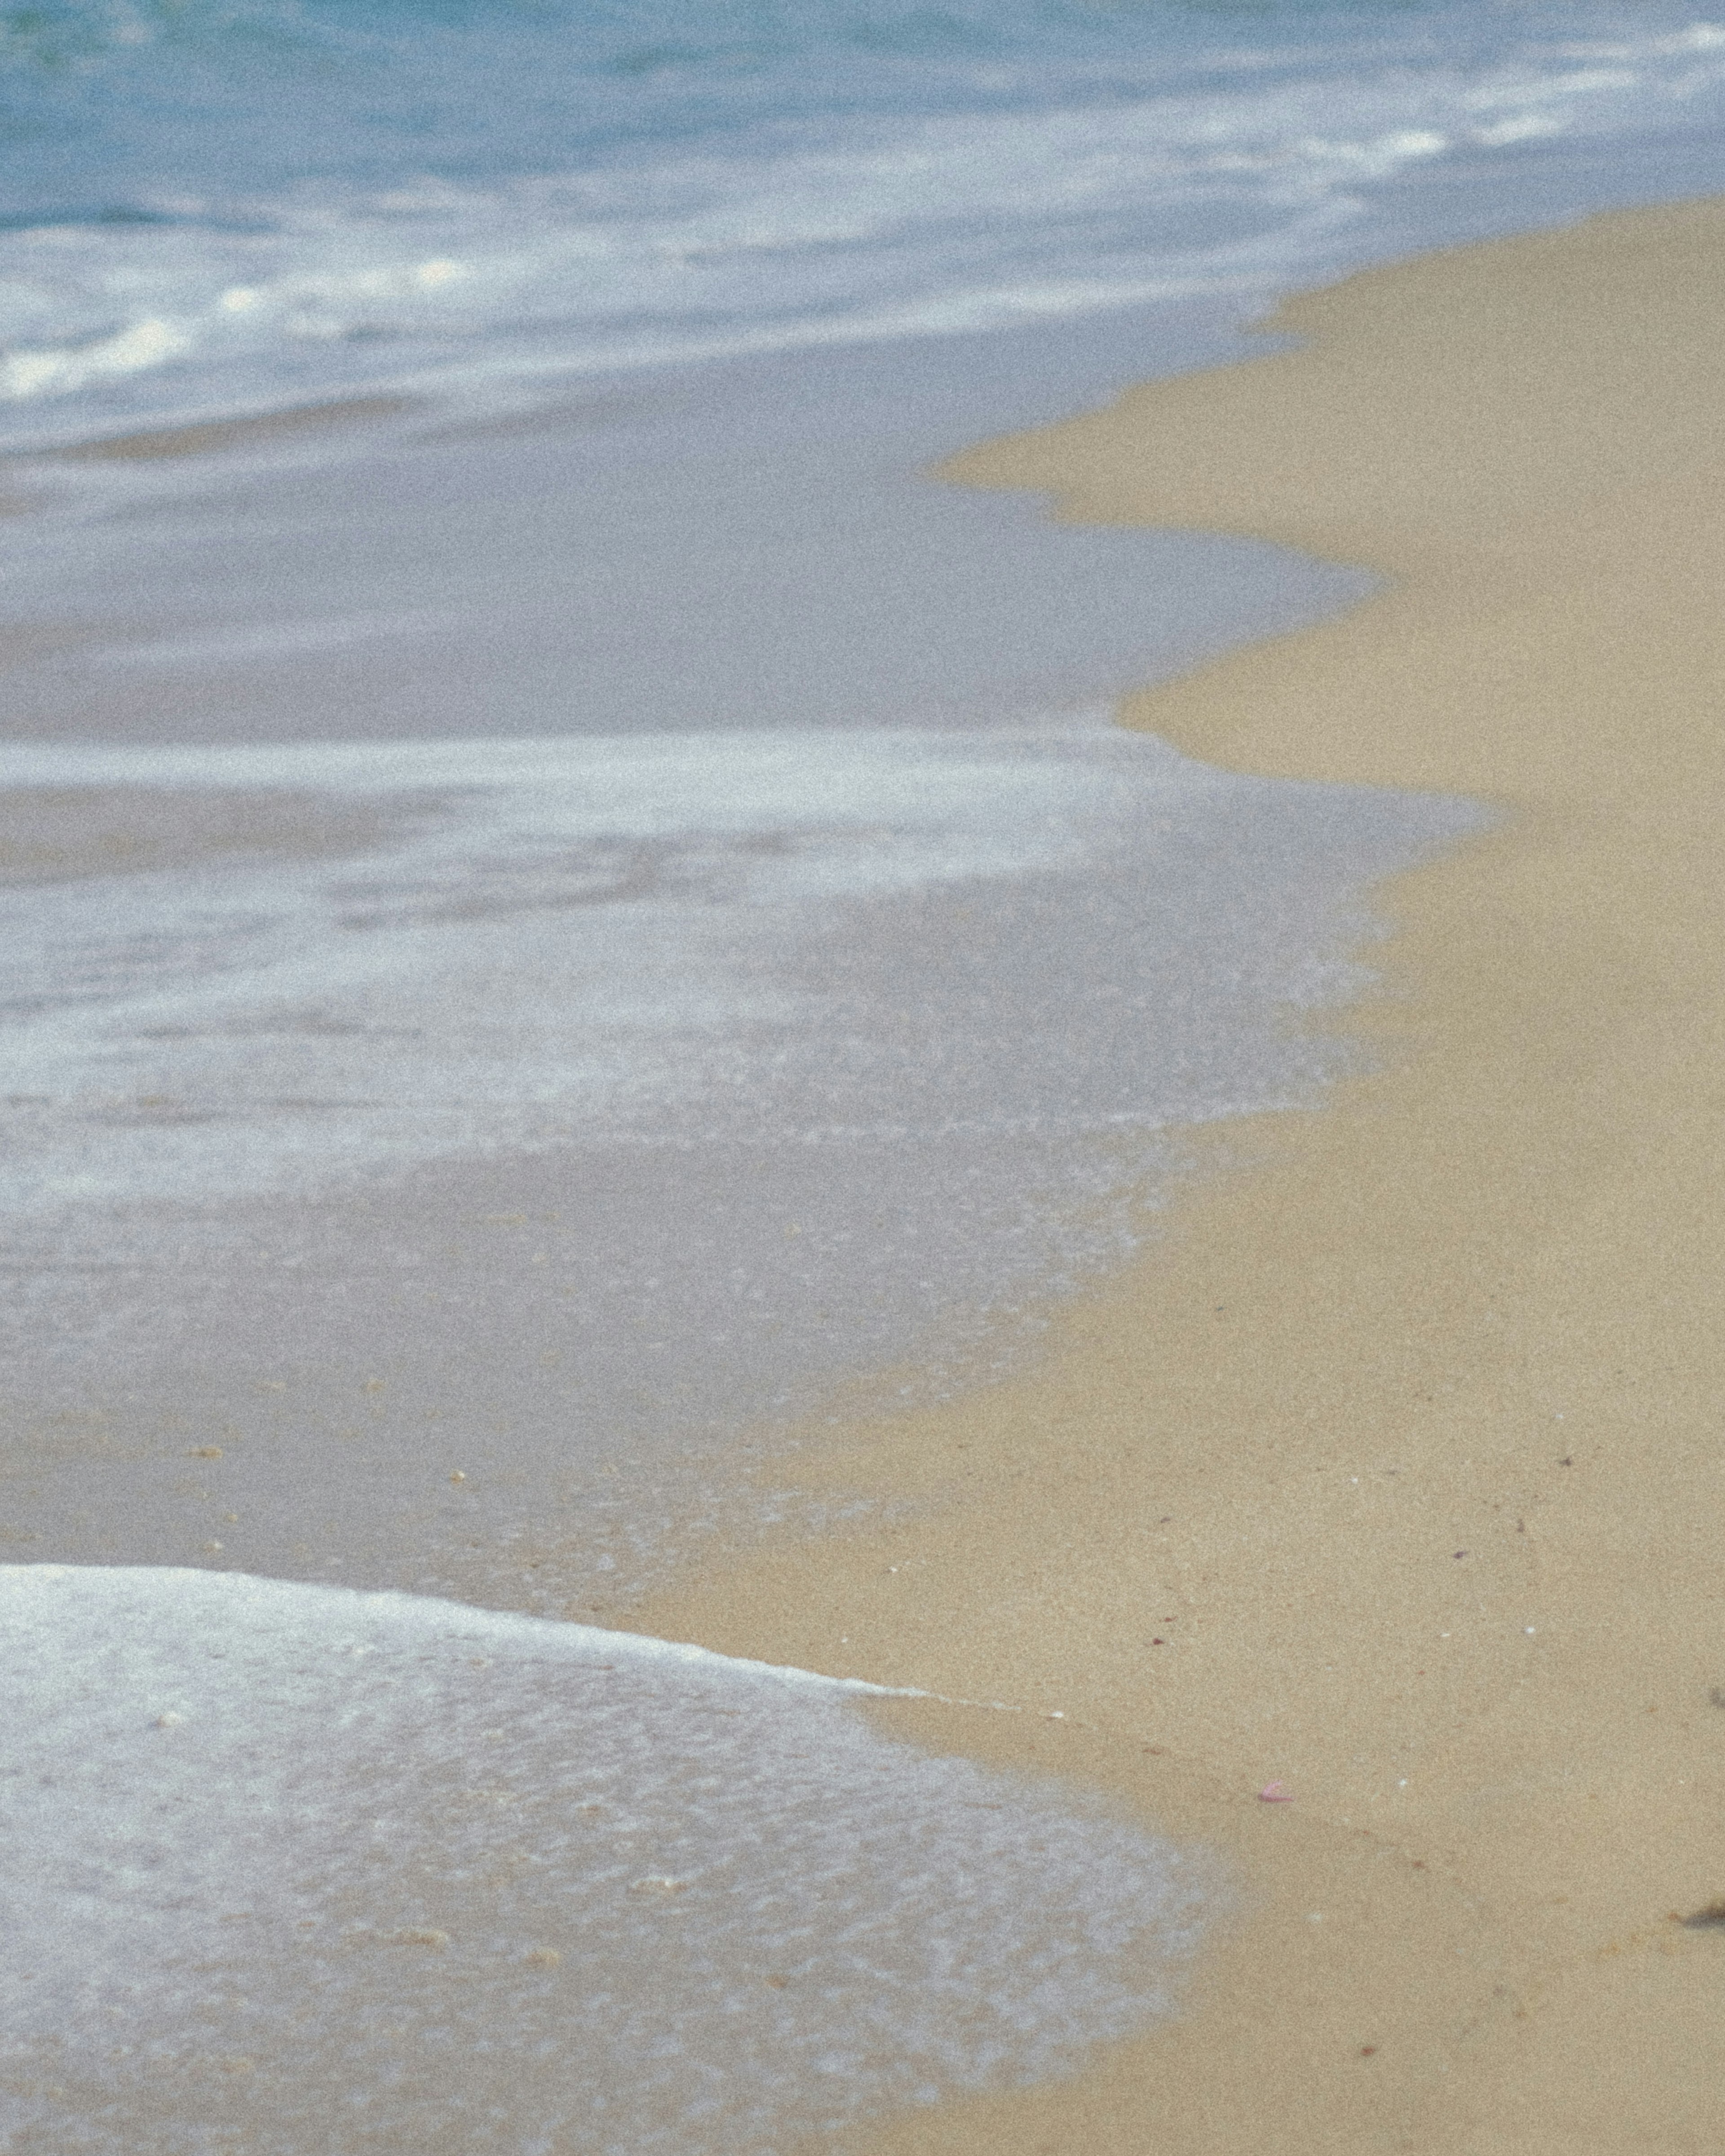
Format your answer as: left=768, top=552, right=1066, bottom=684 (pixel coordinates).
left=0, top=723, right=1233, bottom=1210
left=0, top=1565, right=1212, bottom=2152
left=0, top=315, right=190, bottom=401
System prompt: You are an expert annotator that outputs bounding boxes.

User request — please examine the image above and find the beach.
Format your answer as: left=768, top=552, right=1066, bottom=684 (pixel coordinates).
left=636, top=195, right=1725, bottom=2152
left=6, top=3, right=1725, bottom=2142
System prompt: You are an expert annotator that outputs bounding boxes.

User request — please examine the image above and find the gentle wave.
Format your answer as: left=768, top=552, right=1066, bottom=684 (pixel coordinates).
left=3, top=4, right=1722, bottom=441
left=0, top=1564, right=1213, bottom=2153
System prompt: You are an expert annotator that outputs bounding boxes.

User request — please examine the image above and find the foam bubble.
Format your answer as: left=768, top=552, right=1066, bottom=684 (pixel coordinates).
left=0, top=316, right=190, bottom=401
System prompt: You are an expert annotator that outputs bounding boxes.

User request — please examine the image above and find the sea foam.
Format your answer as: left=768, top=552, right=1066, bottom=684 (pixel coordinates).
left=0, top=1565, right=1211, bottom=2153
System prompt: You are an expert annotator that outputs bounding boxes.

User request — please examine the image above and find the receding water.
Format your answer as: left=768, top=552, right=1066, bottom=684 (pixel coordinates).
left=0, top=722, right=1483, bottom=1612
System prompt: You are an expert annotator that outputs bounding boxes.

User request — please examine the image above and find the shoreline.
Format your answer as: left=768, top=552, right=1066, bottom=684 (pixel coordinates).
left=636, top=194, right=1725, bottom=2151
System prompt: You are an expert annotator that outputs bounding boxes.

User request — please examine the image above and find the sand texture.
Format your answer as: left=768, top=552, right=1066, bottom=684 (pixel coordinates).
left=636, top=196, right=1725, bottom=2152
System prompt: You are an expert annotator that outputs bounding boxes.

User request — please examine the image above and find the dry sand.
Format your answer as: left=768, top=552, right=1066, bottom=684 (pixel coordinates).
left=636, top=196, right=1725, bottom=2152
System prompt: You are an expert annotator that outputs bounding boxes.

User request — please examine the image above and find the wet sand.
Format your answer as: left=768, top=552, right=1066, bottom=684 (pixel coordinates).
left=33, top=395, right=415, bottom=463
left=637, top=196, right=1725, bottom=2152
left=0, top=784, right=408, bottom=884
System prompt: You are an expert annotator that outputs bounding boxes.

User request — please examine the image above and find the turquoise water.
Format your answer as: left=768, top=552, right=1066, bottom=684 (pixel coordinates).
left=3, top=1, right=1723, bottom=439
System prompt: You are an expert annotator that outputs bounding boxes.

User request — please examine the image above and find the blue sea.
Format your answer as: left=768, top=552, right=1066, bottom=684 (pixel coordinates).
left=0, top=5, right=1717, bottom=2149
left=2, top=0, right=1724, bottom=440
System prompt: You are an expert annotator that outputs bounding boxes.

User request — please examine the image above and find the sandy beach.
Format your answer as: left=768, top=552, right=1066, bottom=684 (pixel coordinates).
left=635, top=195, right=1725, bottom=2153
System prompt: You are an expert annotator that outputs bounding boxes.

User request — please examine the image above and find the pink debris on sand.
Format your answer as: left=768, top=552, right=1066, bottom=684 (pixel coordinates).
left=1257, top=1781, right=1294, bottom=1803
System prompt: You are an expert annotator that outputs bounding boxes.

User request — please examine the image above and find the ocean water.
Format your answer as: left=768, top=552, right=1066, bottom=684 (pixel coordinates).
left=1, top=0, right=1723, bottom=441
left=0, top=3, right=1715, bottom=2147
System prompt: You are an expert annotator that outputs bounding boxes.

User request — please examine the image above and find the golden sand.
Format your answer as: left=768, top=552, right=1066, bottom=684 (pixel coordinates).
left=636, top=196, right=1725, bottom=2151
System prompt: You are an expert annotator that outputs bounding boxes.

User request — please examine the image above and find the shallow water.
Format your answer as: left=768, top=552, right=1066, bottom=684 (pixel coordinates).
left=0, top=722, right=1481, bottom=1615
left=0, top=1566, right=1213, bottom=2153
left=0, top=692, right=1477, bottom=2154
left=0, top=725, right=1472, bottom=1218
